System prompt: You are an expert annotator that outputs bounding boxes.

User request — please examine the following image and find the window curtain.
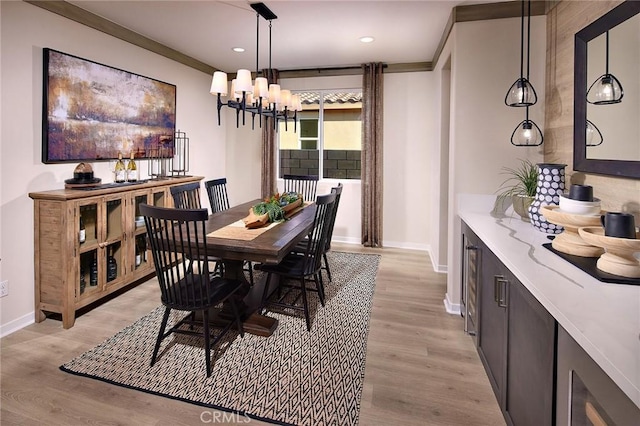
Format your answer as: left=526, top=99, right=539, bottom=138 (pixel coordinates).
left=361, top=62, right=384, bottom=247
left=261, top=68, right=279, bottom=199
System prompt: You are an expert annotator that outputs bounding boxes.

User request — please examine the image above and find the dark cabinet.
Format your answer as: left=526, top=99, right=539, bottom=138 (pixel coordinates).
left=475, top=234, right=556, bottom=426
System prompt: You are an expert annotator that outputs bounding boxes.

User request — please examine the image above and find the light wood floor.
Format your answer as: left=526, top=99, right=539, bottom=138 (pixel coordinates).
left=1, top=244, right=504, bottom=425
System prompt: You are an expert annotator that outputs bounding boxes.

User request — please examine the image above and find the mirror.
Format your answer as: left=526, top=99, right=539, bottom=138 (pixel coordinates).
left=574, top=1, right=640, bottom=179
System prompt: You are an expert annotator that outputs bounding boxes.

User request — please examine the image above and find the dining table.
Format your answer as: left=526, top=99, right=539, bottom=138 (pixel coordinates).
left=202, top=198, right=316, bottom=337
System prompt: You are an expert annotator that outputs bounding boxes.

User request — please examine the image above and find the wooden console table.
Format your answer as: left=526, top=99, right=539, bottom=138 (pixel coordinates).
left=29, top=176, right=203, bottom=328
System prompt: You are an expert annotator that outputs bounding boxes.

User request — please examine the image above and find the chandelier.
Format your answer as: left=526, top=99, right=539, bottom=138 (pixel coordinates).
left=209, top=2, right=301, bottom=132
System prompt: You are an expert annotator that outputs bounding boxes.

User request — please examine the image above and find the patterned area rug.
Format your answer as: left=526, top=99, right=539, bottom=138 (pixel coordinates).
left=61, top=252, right=380, bottom=426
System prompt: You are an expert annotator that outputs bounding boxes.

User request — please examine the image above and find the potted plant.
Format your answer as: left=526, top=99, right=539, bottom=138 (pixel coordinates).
left=495, top=159, right=538, bottom=221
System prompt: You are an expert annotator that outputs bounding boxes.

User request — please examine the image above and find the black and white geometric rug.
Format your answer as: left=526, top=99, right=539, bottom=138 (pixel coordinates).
left=61, top=252, right=380, bottom=426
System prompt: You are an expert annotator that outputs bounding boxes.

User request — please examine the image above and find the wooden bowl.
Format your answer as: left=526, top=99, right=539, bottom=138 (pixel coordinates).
left=540, top=205, right=604, bottom=257
left=578, top=227, right=640, bottom=278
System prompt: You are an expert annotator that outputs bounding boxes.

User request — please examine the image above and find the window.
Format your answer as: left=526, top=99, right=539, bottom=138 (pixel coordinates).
left=278, top=90, right=362, bottom=179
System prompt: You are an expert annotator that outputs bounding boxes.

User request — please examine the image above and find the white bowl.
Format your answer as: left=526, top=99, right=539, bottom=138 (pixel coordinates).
left=558, top=194, right=601, bottom=216
left=135, top=216, right=145, bottom=227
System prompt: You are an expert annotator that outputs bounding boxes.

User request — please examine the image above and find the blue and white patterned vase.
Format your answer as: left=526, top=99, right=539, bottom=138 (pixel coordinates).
left=528, top=163, right=566, bottom=234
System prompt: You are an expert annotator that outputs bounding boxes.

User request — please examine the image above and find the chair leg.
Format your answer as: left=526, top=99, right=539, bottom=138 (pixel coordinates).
left=323, top=252, right=332, bottom=282
left=229, top=299, right=244, bottom=338
left=151, top=307, right=171, bottom=367
left=299, top=277, right=311, bottom=331
left=315, top=273, right=325, bottom=306
left=246, top=261, right=254, bottom=286
left=203, top=309, right=212, bottom=378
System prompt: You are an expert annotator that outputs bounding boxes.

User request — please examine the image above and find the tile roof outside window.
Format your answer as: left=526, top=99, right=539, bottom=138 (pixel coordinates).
left=300, top=92, right=362, bottom=105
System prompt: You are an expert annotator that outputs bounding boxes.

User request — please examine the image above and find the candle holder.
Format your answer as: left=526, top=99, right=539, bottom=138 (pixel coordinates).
left=171, top=130, right=190, bottom=177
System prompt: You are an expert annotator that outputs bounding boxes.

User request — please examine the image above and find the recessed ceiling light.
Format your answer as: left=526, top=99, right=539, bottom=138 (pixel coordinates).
left=359, top=36, right=374, bottom=43
left=232, top=47, right=245, bottom=53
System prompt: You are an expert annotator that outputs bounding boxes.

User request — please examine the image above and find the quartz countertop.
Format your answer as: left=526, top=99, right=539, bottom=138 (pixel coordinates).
left=458, top=194, right=640, bottom=408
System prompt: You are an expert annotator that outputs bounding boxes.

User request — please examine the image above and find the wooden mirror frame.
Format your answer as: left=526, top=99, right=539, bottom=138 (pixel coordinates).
left=574, top=1, right=640, bottom=179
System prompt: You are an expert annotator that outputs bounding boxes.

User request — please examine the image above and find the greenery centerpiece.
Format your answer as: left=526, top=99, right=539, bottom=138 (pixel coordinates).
left=244, top=192, right=302, bottom=228
left=495, top=159, right=538, bottom=221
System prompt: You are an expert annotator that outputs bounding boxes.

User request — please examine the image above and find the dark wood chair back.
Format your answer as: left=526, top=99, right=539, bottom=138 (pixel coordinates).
left=283, top=174, right=319, bottom=202
left=170, top=182, right=202, bottom=210
left=139, top=204, right=213, bottom=310
left=299, top=192, right=337, bottom=276
left=325, top=183, right=343, bottom=252
left=204, top=178, right=230, bottom=214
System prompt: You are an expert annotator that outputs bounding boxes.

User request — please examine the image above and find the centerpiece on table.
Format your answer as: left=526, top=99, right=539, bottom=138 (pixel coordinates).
left=243, top=191, right=303, bottom=229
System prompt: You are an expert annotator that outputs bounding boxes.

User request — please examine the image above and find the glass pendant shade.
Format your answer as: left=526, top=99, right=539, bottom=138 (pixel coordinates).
left=586, top=120, right=604, bottom=147
left=505, top=77, right=537, bottom=107
left=586, top=73, right=623, bottom=105
left=511, top=119, right=543, bottom=146
left=210, top=71, right=228, bottom=96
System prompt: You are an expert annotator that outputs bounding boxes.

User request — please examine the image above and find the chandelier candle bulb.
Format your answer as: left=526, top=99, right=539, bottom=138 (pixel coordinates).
left=210, top=71, right=228, bottom=95
left=280, top=90, right=291, bottom=110
left=235, top=69, right=252, bottom=93
left=254, top=77, right=269, bottom=98
left=268, top=84, right=281, bottom=104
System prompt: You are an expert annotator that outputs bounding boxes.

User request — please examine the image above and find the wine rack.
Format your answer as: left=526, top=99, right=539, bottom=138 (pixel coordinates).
left=29, top=176, right=203, bottom=328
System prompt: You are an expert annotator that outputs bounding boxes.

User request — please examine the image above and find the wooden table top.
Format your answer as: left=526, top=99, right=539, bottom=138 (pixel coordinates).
left=204, top=199, right=316, bottom=265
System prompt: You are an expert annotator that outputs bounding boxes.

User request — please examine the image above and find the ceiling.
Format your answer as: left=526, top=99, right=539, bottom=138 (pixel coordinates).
left=65, top=0, right=509, bottom=74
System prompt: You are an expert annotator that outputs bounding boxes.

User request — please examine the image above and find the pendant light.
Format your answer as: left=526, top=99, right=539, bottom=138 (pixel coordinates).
left=586, top=119, right=604, bottom=147
left=505, top=0, right=537, bottom=107
left=586, top=31, right=624, bottom=105
left=511, top=106, right=543, bottom=146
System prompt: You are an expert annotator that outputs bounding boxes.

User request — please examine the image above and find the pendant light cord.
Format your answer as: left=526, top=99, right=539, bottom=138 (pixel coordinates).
left=269, top=20, right=273, bottom=84
left=526, top=0, right=531, bottom=80
left=605, top=31, right=610, bottom=75
left=519, top=0, right=525, bottom=79
left=256, top=12, right=260, bottom=76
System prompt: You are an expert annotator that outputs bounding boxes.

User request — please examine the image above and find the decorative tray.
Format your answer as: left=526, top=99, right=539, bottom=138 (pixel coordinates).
left=542, top=242, right=640, bottom=286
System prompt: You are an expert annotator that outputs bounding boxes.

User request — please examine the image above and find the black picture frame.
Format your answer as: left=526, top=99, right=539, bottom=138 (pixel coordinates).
left=574, top=1, right=640, bottom=179
left=42, top=48, right=176, bottom=163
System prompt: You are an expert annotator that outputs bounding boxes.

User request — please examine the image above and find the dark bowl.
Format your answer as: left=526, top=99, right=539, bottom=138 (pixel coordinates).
left=73, top=171, right=95, bottom=182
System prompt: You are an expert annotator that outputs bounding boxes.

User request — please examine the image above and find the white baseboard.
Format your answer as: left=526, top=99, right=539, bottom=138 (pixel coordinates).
left=332, top=236, right=361, bottom=245
left=443, top=294, right=461, bottom=315
left=431, top=258, right=448, bottom=274
left=382, top=240, right=430, bottom=252
left=0, top=312, right=34, bottom=338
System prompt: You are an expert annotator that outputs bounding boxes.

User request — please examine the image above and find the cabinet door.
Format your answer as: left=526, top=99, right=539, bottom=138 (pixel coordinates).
left=504, top=270, right=556, bottom=426
left=103, top=194, right=125, bottom=287
left=129, top=189, right=153, bottom=275
left=477, top=248, right=507, bottom=405
left=76, top=199, right=100, bottom=299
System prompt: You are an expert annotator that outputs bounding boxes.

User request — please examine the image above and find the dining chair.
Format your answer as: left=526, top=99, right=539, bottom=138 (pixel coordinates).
left=204, top=177, right=254, bottom=285
left=170, top=182, right=202, bottom=209
left=283, top=174, right=319, bottom=202
left=256, top=192, right=337, bottom=331
left=204, top=178, right=231, bottom=214
left=291, top=183, right=343, bottom=282
left=139, top=203, right=244, bottom=378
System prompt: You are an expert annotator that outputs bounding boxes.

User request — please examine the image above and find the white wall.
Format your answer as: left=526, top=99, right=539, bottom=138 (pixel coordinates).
left=442, top=17, right=546, bottom=314
left=0, top=1, right=228, bottom=334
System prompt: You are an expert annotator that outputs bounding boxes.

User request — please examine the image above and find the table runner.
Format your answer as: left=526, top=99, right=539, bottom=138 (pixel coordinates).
left=207, top=202, right=312, bottom=241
